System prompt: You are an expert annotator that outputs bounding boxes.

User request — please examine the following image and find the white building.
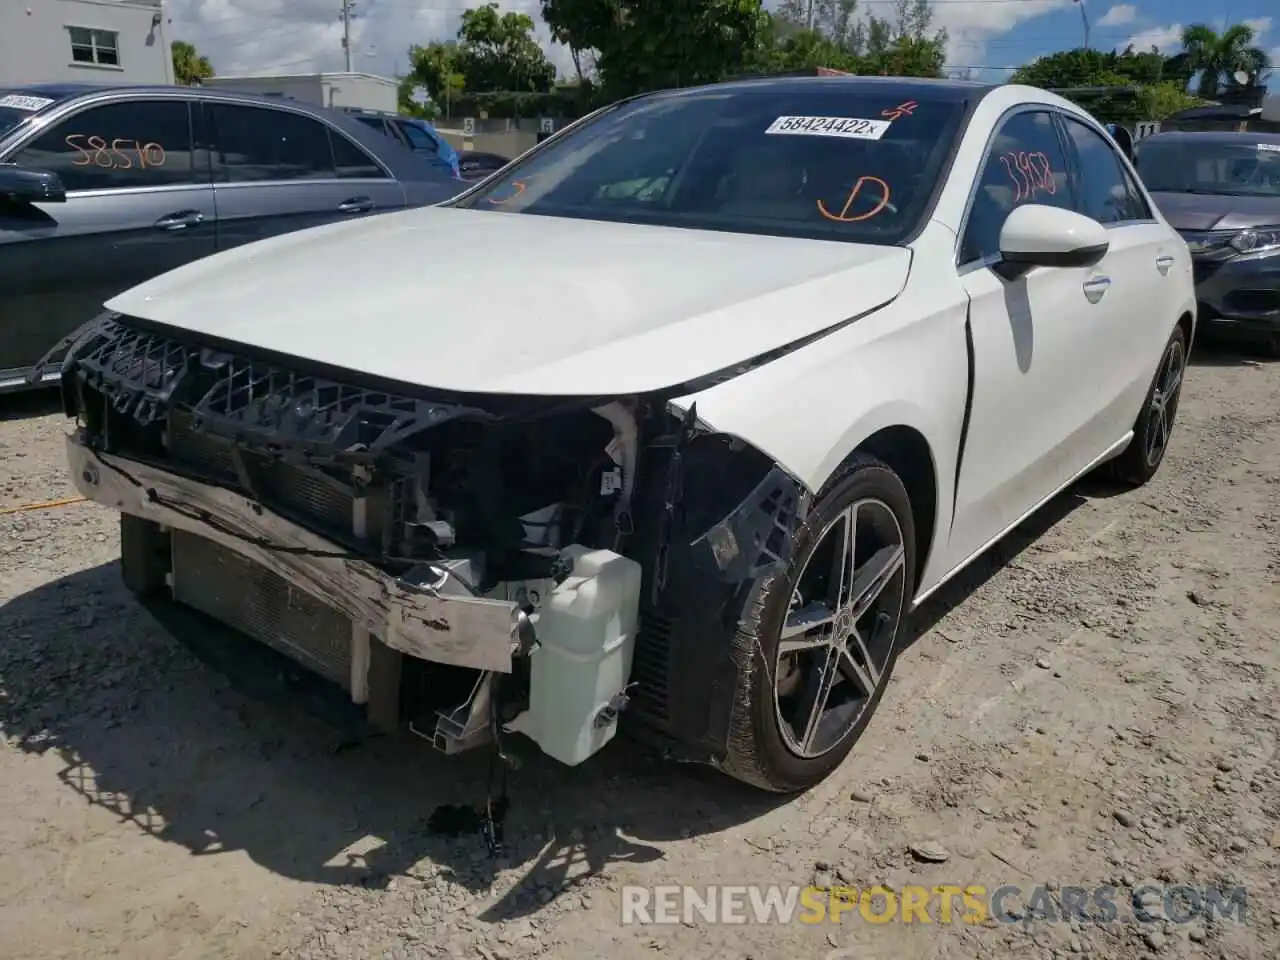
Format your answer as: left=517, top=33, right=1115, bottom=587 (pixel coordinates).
left=200, top=72, right=399, bottom=113
left=0, top=0, right=174, bottom=86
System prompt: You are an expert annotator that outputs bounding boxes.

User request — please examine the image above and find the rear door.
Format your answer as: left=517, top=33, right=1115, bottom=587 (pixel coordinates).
left=0, top=95, right=214, bottom=386
left=205, top=100, right=407, bottom=252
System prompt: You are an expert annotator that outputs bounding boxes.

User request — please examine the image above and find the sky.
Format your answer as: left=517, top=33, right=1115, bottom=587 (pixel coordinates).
left=168, top=0, right=1280, bottom=86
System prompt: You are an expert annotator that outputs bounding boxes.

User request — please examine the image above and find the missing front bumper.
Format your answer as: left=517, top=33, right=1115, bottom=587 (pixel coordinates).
left=66, top=430, right=519, bottom=674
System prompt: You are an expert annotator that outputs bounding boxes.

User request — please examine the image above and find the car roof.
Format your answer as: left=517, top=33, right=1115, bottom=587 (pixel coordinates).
left=0, top=81, right=456, bottom=185
left=1142, top=129, right=1280, bottom=145
left=644, top=75, right=995, bottom=103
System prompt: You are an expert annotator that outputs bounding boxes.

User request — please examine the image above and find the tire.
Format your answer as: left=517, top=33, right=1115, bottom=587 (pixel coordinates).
left=119, top=514, right=171, bottom=597
left=720, top=453, right=917, bottom=793
left=1107, top=322, right=1188, bottom=487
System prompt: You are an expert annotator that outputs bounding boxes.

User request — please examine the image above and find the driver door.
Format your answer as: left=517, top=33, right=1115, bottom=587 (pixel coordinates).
left=949, top=108, right=1120, bottom=563
left=0, top=96, right=215, bottom=386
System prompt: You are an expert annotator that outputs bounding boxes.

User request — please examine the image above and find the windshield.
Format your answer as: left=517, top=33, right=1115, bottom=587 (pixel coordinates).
left=452, top=86, right=968, bottom=244
left=0, top=92, right=61, bottom=140
left=1135, top=137, right=1280, bottom=197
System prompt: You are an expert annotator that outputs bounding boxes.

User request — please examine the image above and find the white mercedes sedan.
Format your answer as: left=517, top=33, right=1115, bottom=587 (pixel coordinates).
left=57, top=76, right=1194, bottom=794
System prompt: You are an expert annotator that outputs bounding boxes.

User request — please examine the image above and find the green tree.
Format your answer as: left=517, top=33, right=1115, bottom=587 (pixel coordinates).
left=1178, top=22, right=1271, bottom=99
left=1136, top=81, right=1204, bottom=121
left=404, top=41, right=467, bottom=116
left=171, top=40, right=214, bottom=86
left=541, top=0, right=769, bottom=99
left=456, top=3, right=556, bottom=93
left=772, top=0, right=946, bottom=78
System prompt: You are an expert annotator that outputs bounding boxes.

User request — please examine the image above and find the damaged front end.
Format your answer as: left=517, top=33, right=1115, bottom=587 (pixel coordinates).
left=60, top=312, right=810, bottom=768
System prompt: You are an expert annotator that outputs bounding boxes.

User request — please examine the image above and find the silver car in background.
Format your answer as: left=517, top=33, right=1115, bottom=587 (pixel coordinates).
left=0, top=83, right=464, bottom=392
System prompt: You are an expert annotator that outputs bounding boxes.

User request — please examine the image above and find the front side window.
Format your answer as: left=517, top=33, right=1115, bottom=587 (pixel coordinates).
left=1134, top=136, right=1280, bottom=198
left=68, top=27, right=119, bottom=67
left=453, top=87, right=969, bottom=245
left=959, top=110, right=1072, bottom=265
left=1061, top=116, right=1151, bottom=224
left=8, top=99, right=195, bottom=191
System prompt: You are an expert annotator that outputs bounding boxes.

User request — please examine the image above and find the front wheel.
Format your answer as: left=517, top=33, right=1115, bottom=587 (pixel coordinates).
left=720, top=454, right=916, bottom=793
left=1107, top=323, right=1188, bottom=487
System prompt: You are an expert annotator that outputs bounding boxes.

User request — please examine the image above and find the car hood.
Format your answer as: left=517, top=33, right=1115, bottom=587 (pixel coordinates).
left=105, top=206, right=911, bottom=397
left=1150, top=190, right=1280, bottom=231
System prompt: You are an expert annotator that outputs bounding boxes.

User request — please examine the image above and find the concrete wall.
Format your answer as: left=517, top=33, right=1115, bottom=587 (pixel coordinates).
left=435, top=118, right=559, bottom=160
left=201, top=73, right=398, bottom=113
left=0, top=0, right=173, bottom=86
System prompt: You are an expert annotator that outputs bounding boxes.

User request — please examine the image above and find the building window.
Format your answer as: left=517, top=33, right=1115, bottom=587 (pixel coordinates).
left=68, top=27, right=120, bottom=67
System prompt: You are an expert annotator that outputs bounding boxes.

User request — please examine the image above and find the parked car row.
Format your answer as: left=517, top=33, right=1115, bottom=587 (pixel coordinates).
left=0, top=83, right=466, bottom=392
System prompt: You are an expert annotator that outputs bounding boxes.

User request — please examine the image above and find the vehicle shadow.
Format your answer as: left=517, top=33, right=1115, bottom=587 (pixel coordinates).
left=0, top=482, right=1103, bottom=922
left=0, top=385, right=62, bottom=422
left=1189, top=337, right=1276, bottom=367
left=0, top=560, right=781, bottom=922
left=903, top=485, right=1092, bottom=643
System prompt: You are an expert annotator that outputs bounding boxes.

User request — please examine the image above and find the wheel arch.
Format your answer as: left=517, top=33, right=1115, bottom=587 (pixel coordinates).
left=816, top=421, right=941, bottom=595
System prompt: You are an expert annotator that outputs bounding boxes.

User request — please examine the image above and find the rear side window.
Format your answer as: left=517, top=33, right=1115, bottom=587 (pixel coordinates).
left=331, top=130, right=387, bottom=178
left=8, top=98, right=196, bottom=191
left=959, top=110, right=1072, bottom=265
left=1061, top=116, right=1151, bottom=224
left=210, top=103, right=334, bottom=182
left=396, top=120, right=440, bottom=155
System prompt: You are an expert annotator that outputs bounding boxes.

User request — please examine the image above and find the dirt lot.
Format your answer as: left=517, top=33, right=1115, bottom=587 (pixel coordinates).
left=1, top=346, right=1277, bottom=960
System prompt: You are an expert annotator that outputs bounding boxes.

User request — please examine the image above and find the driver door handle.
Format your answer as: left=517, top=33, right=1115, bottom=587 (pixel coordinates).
left=337, top=196, right=375, bottom=214
left=1083, top=276, right=1111, bottom=304
left=154, top=210, right=205, bottom=231
left=1155, top=255, right=1175, bottom=275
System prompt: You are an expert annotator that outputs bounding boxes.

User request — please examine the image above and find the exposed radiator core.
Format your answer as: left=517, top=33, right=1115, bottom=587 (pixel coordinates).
left=170, top=530, right=354, bottom=690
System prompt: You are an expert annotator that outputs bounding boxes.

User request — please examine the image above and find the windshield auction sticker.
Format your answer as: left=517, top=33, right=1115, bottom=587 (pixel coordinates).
left=0, top=94, right=55, bottom=112
left=765, top=116, right=890, bottom=140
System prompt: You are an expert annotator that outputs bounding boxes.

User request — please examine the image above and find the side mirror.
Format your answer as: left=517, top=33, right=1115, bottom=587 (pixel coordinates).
left=1262, top=92, right=1280, bottom=123
left=996, top=204, right=1109, bottom=279
left=0, top=164, right=67, bottom=204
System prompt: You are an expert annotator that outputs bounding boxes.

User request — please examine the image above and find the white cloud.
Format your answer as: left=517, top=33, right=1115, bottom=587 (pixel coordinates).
left=1124, top=23, right=1184, bottom=52
left=1243, top=17, right=1272, bottom=39
left=929, top=0, right=1069, bottom=66
left=1096, top=4, right=1137, bottom=28
left=170, top=0, right=578, bottom=81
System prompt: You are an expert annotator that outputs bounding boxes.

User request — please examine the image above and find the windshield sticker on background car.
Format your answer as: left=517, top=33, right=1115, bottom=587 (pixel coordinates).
left=0, top=94, right=55, bottom=112
left=1257, top=143, right=1280, bottom=153
left=1000, top=151, right=1056, bottom=202
left=65, top=135, right=167, bottom=169
left=816, top=175, right=892, bottom=222
left=765, top=116, right=890, bottom=140
left=880, top=100, right=919, bottom=122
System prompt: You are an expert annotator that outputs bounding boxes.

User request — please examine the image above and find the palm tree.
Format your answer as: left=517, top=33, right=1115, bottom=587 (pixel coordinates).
left=172, top=40, right=215, bottom=86
left=1178, top=23, right=1270, bottom=100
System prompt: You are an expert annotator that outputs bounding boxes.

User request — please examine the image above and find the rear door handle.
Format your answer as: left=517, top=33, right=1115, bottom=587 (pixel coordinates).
left=337, top=196, right=375, bottom=214
left=1155, top=255, right=1175, bottom=275
left=1082, top=276, right=1111, bottom=304
left=154, top=210, right=205, bottom=231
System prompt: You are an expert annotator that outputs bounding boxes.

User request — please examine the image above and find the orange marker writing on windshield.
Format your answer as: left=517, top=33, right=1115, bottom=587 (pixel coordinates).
left=817, top=176, right=891, bottom=223
left=881, top=100, right=918, bottom=122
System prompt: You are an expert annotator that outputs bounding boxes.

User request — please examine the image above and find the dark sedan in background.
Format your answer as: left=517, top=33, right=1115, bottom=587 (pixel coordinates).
left=0, top=83, right=464, bottom=392
left=1135, top=130, right=1280, bottom=355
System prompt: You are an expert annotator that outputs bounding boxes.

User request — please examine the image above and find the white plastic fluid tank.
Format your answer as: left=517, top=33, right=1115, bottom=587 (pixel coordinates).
left=524, top=544, right=643, bottom=766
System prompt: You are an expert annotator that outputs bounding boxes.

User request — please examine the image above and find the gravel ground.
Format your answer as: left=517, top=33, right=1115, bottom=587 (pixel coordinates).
left=1, top=345, right=1277, bottom=960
